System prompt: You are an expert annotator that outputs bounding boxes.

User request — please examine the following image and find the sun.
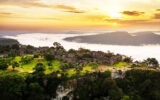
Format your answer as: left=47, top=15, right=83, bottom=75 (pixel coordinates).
left=109, top=12, right=122, bottom=18
left=113, top=22, right=117, bottom=25
left=112, top=22, right=119, bottom=26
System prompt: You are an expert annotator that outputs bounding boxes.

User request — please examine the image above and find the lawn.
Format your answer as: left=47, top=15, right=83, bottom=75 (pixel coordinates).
left=20, top=58, right=38, bottom=72
left=66, top=69, right=76, bottom=77
left=44, top=60, right=61, bottom=74
left=12, top=56, right=130, bottom=76
left=13, top=55, right=61, bottom=73
left=83, top=66, right=92, bottom=71
left=112, top=62, right=131, bottom=68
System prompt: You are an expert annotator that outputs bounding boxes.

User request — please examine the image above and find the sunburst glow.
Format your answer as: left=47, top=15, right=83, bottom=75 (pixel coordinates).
left=0, top=0, right=160, bottom=30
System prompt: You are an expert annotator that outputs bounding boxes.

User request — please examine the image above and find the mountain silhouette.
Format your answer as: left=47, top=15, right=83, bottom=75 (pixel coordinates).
left=64, top=31, right=160, bottom=46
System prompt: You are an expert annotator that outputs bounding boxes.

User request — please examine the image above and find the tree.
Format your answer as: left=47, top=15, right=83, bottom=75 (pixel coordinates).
left=27, top=82, right=44, bottom=100
left=34, top=63, right=46, bottom=73
left=26, top=45, right=34, bottom=49
left=68, top=49, right=77, bottom=54
left=60, top=63, right=70, bottom=72
left=20, top=56, right=33, bottom=65
left=123, top=56, right=133, bottom=63
left=53, top=42, right=64, bottom=50
left=33, top=54, right=39, bottom=58
left=12, top=61, right=19, bottom=70
left=0, top=58, right=8, bottom=70
left=75, top=66, right=83, bottom=74
left=45, top=73, right=61, bottom=99
left=11, top=44, right=20, bottom=50
left=8, top=51, right=17, bottom=57
left=44, top=53, right=55, bottom=61
left=0, top=72, right=26, bottom=100
left=33, top=63, right=46, bottom=85
left=121, top=96, right=130, bottom=100
left=144, top=58, right=159, bottom=68
left=63, top=96, right=69, bottom=100
left=87, top=62, right=99, bottom=69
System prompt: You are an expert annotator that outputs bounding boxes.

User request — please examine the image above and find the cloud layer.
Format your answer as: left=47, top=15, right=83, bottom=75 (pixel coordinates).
left=121, top=11, right=145, bottom=16
left=153, top=13, right=160, bottom=19
left=0, top=0, right=85, bottom=14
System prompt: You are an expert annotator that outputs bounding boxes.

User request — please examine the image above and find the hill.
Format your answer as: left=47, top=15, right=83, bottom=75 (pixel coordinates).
left=0, top=38, right=19, bottom=45
left=64, top=31, right=160, bottom=46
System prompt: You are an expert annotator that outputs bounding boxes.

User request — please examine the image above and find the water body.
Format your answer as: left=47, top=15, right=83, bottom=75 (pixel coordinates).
left=2, top=31, right=160, bottom=62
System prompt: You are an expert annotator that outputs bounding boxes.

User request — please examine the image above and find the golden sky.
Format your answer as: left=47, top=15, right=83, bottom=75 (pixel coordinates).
left=0, top=0, right=160, bottom=30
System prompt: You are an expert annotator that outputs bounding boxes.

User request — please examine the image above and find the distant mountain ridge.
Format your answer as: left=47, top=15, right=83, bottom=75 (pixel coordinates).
left=64, top=31, right=160, bottom=46
left=0, top=38, right=19, bottom=45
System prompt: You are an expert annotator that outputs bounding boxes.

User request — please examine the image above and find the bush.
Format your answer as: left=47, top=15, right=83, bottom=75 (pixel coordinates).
left=44, top=53, right=55, bottom=61
left=34, top=63, right=46, bottom=72
left=87, top=62, right=99, bottom=69
left=123, top=56, right=133, bottom=63
left=20, top=56, right=33, bottom=65
left=144, top=58, right=159, bottom=68
left=0, top=59, right=8, bottom=70
left=8, top=51, right=17, bottom=57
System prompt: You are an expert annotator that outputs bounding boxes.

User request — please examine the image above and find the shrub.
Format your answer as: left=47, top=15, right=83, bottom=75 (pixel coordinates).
left=123, top=56, right=133, bottom=63
left=87, top=62, right=99, bottom=69
left=0, top=59, right=8, bottom=70
left=44, top=53, right=55, bottom=61
left=144, top=58, right=159, bottom=68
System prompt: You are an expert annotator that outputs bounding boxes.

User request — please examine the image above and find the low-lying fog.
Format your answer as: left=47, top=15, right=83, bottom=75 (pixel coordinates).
left=2, top=31, right=160, bottom=62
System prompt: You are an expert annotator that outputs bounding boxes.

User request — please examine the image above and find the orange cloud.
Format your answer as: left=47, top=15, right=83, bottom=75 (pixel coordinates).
left=153, top=13, right=160, bottom=19
left=0, top=0, right=86, bottom=14
left=0, top=12, right=13, bottom=16
left=55, top=5, right=86, bottom=13
left=105, top=19, right=160, bottom=27
left=0, top=0, right=48, bottom=8
left=121, top=11, right=145, bottom=16
left=156, top=9, right=160, bottom=11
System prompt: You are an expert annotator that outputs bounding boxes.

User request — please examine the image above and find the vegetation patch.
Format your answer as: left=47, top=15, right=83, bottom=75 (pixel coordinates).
left=113, top=61, right=130, bottom=68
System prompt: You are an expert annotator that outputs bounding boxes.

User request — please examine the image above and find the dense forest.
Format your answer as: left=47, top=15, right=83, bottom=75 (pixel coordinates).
left=0, top=42, right=160, bottom=100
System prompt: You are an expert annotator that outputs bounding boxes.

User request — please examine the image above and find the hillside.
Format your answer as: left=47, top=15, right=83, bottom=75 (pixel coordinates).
left=64, top=31, right=160, bottom=46
left=0, top=38, right=19, bottom=45
left=0, top=42, right=160, bottom=100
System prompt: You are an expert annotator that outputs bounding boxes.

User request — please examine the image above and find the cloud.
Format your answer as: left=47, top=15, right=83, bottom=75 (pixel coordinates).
left=156, top=9, right=160, bottom=11
left=65, top=10, right=85, bottom=13
left=0, top=12, right=13, bottom=15
left=55, top=5, right=77, bottom=11
left=105, top=19, right=157, bottom=25
left=0, top=10, right=60, bottom=21
left=121, top=11, right=145, bottom=16
left=0, top=11, right=15, bottom=17
left=105, top=18, right=160, bottom=28
left=153, top=13, right=160, bottom=19
left=0, top=0, right=48, bottom=8
left=55, top=5, right=86, bottom=13
left=0, top=0, right=86, bottom=14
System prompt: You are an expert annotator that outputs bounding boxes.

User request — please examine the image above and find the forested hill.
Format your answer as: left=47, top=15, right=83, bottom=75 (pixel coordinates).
left=0, top=42, right=160, bottom=100
left=0, top=38, right=19, bottom=45
left=64, top=31, right=160, bottom=46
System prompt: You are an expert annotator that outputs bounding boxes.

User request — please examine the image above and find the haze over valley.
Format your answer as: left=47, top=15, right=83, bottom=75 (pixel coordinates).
left=1, top=30, right=160, bottom=62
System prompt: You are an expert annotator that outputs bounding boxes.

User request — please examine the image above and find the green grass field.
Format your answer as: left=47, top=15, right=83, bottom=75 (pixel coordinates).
left=112, top=62, right=131, bottom=68
left=13, top=55, right=61, bottom=74
left=11, top=55, right=131, bottom=76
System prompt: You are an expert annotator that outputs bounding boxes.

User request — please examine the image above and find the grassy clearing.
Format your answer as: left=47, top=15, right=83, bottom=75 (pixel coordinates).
left=112, top=62, right=130, bottom=68
left=66, top=69, right=76, bottom=77
left=83, top=66, right=92, bottom=71
left=20, top=59, right=38, bottom=72
left=12, top=55, right=61, bottom=73
left=14, top=56, right=21, bottom=62
left=11, top=55, right=130, bottom=76
left=44, top=60, right=61, bottom=74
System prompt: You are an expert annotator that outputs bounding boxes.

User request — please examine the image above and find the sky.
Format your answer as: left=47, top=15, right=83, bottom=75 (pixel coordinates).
left=0, top=0, right=160, bottom=31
